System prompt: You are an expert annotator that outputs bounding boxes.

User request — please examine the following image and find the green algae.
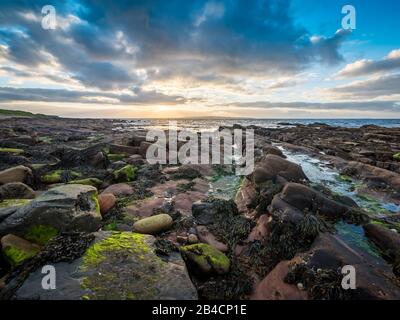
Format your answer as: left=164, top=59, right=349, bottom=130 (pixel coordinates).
left=113, top=165, right=137, bottom=182
left=108, top=153, right=126, bottom=161
left=24, top=225, right=59, bottom=245
left=80, top=232, right=164, bottom=300
left=393, top=153, right=400, bottom=161
left=3, top=245, right=39, bottom=267
left=0, top=198, right=31, bottom=208
left=68, top=178, right=102, bottom=188
left=0, top=148, right=24, bottom=154
left=41, top=170, right=81, bottom=184
left=181, top=243, right=230, bottom=274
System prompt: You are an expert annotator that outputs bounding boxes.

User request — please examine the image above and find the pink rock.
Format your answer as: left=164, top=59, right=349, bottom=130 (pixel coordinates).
left=247, top=214, right=270, bottom=242
left=250, top=261, right=308, bottom=300
left=196, top=225, right=228, bottom=252
left=98, top=193, right=116, bottom=216
left=101, top=183, right=134, bottom=197
left=126, top=197, right=166, bottom=218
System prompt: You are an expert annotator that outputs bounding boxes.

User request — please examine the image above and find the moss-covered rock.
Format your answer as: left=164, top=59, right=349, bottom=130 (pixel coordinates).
left=24, top=225, right=59, bottom=245
left=0, top=198, right=32, bottom=208
left=68, top=178, right=102, bottom=188
left=393, top=153, right=400, bottom=161
left=133, top=214, right=173, bottom=235
left=41, top=170, right=81, bottom=184
left=1, top=234, right=40, bottom=267
left=14, top=231, right=198, bottom=300
left=113, top=165, right=137, bottom=182
left=0, top=148, right=24, bottom=154
left=108, top=153, right=126, bottom=161
left=181, top=243, right=230, bottom=275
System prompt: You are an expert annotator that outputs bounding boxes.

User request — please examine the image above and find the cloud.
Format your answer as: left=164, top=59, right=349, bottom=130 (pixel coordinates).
left=221, top=100, right=400, bottom=112
left=326, top=74, right=400, bottom=99
left=336, top=49, right=400, bottom=78
left=0, top=86, right=187, bottom=105
left=0, top=0, right=350, bottom=91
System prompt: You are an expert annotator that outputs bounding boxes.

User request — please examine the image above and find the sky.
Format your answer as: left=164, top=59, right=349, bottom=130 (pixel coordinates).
left=0, top=0, right=399, bottom=118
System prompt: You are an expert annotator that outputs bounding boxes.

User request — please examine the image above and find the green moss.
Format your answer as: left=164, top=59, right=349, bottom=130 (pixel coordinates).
left=41, top=170, right=81, bottom=184
left=24, top=225, right=59, bottom=245
left=0, top=148, right=24, bottom=154
left=69, top=178, right=103, bottom=188
left=393, top=153, right=400, bottom=161
left=181, top=243, right=230, bottom=274
left=0, top=198, right=31, bottom=208
left=37, top=136, right=52, bottom=144
left=113, top=165, right=137, bottom=182
left=103, top=221, right=118, bottom=231
left=80, top=232, right=164, bottom=299
left=3, top=245, right=39, bottom=267
left=108, top=153, right=126, bottom=161
left=336, top=175, right=352, bottom=182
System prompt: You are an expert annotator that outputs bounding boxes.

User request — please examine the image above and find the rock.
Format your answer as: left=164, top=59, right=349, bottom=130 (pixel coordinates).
left=304, top=233, right=400, bottom=299
left=1, top=234, right=40, bottom=267
left=188, top=234, right=199, bottom=244
left=101, top=183, right=134, bottom=197
left=253, top=154, right=308, bottom=184
left=271, top=183, right=355, bottom=221
left=126, top=154, right=144, bottom=166
left=0, top=184, right=102, bottom=241
left=235, top=178, right=257, bottom=214
left=196, top=226, right=228, bottom=252
left=41, top=170, right=81, bottom=184
left=133, top=214, right=173, bottom=234
left=98, top=193, right=116, bottom=216
left=0, top=166, right=32, bottom=185
left=264, top=146, right=286, bottom=158
left=0, top=182, right=35, bottom=200
left=251, top=261, right=307, bottom=300
left=109, top=144, right=139, bottom=155
left=15, top=232, right=198, bottom=300
left=139, top=141, right=152, bottom=158
left=181, top=243, right=230, bottom=275
left=247, top=214, right=270, bottom=242
left=364, top=223, right=400, bottom=259
left=113, top=165, right=137, bottom=182
left=68, top=178, right=103, bottom=188
left=192, top=199, right=238, bottom=226
left=126, top=197, right=166, bottom=218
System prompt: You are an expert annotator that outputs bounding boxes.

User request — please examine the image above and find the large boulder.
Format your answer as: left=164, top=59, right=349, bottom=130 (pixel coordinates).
left=0, top=166, right=32, bottom=185
left=0, top=182, right=35, bottom=200
left=252, top=154, right=307, bottom=185
left=0, top=184, right=102, bottom=241
left=14, top=232, right=198, bottom=300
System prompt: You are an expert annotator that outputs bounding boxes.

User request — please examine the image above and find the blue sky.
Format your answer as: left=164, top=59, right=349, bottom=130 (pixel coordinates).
left=0, top=0, right=399, bottom=118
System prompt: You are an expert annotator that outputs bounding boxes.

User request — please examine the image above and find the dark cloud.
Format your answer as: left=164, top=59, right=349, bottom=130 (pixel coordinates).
left=0, top=0, right=350, bottom=91
left=0, top=86, right=187, bottom=105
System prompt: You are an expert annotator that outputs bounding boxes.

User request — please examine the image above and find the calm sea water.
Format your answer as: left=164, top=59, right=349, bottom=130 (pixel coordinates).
left=113, top=118, right=400, bottom=132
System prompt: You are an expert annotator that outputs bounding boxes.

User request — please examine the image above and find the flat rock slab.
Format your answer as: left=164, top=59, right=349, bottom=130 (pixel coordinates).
left=15, top=231, right=198, bottom=300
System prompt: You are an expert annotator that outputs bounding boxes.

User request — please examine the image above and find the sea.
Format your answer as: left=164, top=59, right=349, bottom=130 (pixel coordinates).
left=113, top=118, right=400, bottom=132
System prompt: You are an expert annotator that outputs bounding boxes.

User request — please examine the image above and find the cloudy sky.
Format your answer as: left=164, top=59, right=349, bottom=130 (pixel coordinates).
left=0, top=0, right=399, bottom=118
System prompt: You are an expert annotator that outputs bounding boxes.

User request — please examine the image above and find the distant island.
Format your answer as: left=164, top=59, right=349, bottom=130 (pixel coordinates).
left=0, top=109, right=58, bottom=119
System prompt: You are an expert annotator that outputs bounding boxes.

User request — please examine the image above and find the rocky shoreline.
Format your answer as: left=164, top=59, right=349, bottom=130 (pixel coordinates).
left=0, top=117, right=399, bottom=300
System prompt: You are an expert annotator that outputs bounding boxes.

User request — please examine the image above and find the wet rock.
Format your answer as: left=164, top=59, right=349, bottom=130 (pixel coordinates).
left=247, top=214, right=270, bottom=242
left=196, top=226, right=228, bottom=252
left=1, top=234, right=40, bottom=267
left=264, top=146, right=286, bottom=158
left=109, top=144, right=139, bottom=155
left=251, top=260, right=307, bottom=300
left=235, top=178, right=257, bottom=214
left=133, top=214, right=173, bottom=234
left=181, top=243, right=230, bottom=275
left=0, top=182, right=35, bottom=200
left=14, top=232, right=197, bottom=300
left=252, top=154, right=308, bottom=185
left=98, top=193, right=116, bottom=216
left=101, top=183, right=134, bottom=197
left=0, top=166, right=32, bottom=185
left=0, top=184, right=102, bottom=240
left=364, top=223, right=400, bottom=259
